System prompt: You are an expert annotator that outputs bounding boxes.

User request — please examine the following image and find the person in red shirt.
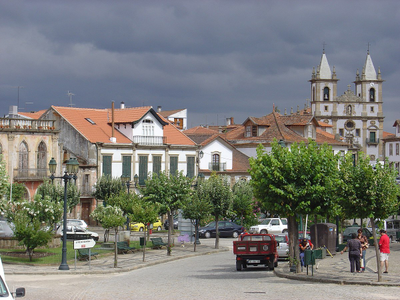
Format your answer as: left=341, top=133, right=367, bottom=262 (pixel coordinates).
left=379, top=229, right=390, bottom=273
left=299, top=238, right=313, bottom=267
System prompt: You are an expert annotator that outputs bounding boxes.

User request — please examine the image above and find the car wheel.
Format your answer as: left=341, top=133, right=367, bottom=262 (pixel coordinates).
left=205, top=231, right=211, bottom=239
left=139, top=227, right=144, bottom=232
left=157, top=226, right=162, bottom=231
left=236, top=260, right=243, bottom=271
left=232, top=231, right=239, bottom=238
left=282, top=229, right=288, bottom=233
left=260, top=229, right=268, bottom=234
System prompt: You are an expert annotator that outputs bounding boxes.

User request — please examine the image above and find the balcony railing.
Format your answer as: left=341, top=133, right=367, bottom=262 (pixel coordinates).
left=208, top=162, right=227, bottom=172
left=0, top=118, right=56, bottom=131
left=13, top=168, right=48, bottom=180
left=132, top=136, right=166, bottom=146
left=366, top=138, right=379, bottom=145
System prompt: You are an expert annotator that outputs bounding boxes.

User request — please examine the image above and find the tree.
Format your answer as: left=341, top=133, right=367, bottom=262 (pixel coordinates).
left=129, top=197, right=160, bottom=261
left=339, top=153, right=400, bottom=282
left=0, top=155, right=9, bottom=211
left=249, top=139, right=341, bottom=272
left=90, top=205, right=126, bottom=268
left=92, top=175, right=125, bottom=205
left=181, top=179, right=213, bottom=251
left=141, top=171, right=192, bottom=255
left=37, top=179, right=80, bottom=212
left=5, top=194, right=63, bottom=261
left=232, top=180, right=255, bottom=227
left=201, top=173, right=233, bottom=249
left=8, top=183, right=26, bottom=202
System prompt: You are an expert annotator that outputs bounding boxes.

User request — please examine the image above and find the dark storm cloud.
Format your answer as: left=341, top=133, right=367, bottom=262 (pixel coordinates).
left=0, top=0, right=398, bottom=131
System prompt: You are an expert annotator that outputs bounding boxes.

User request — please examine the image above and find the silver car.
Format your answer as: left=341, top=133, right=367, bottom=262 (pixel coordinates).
left=274, top=234, right=289, bottom=259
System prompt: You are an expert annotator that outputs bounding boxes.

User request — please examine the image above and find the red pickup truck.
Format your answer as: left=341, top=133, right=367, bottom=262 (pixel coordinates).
left=233, top=233, right=278, bottom=271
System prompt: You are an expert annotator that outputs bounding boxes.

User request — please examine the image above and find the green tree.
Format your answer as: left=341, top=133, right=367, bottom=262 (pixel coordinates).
left=129, top=197, right=159, bottom=261
left=90, top=205, right=126, bottom=268
left=181, top=179, right=213, bottom=252
left=202, top=173, right=233, bottom=249
left=232, top=180, right=254, bottom=227
left=0, top=155, right=9, bottom=211
left=339, top=153, right=400, bottom=281
left=8, top=182, right=26, bottom=202
left=249, top=139, right=340, bottom=272
left=141, top=171, right=192, bottom=255
left=37, top=179, right=80, bottom=212
left=92, top=175, right=125, bottom=205
left=5, top=194, right=63, bottom=261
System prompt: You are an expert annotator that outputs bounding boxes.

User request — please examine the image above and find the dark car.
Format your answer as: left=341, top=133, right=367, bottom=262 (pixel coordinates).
left=198, top=221, right=244, bottom=238
left=164, top=217, right=178, bottom=230
left=342, top=226, right=372, bottom=243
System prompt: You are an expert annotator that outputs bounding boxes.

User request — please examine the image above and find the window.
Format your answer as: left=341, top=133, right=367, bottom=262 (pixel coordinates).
left=245, top=126, right=251, bottom=138
left=252, top=126, right=257, bottom=137
left=345, top=120, right=355, bottom=130
left=369, top=88, right=375, bottom=102
left=339, top=129, right=344, bottom=137
left=173, top=118, right=183, bottom=129
left=396, top=143, right=399, bottom=156
left=142, top=119, right=154, bottom=136
left=85, top=118, right=96, bottom=125
left=355, top=129, right=360, bottom=137
left=139, top=156, right=148, bottom=185
left=389, top=144, right=393, bottom=156
left=323, top=87, right=330, bottom=101
left=324, top=105, right=329, bottom=112
left=187, top=157, right=195, bottom=178
left=212, top=154, right=220, bottom=171
left=369, top=132, right=376, bottom=143
left=102, top=156, right=112, bottom=176
left=170, top=156, right=178, bottom=176
left=19, top=141, right=29, bottom=177
left=153, top=156, right=161, bottom=175
left=37, top=141, right=47, bottom=177
left=122, top=156, right=131, bottom=179
left=370, top=106, right=374, bottom=113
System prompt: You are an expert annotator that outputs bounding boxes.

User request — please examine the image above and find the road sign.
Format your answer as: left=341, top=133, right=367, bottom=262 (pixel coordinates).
left=73, top=239, right=96, bottom=250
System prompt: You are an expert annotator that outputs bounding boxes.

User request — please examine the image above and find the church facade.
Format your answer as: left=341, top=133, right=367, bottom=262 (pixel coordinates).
left=310, top=51, right=384, bottom=162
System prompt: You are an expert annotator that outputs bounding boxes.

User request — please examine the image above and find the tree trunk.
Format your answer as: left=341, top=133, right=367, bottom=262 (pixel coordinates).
left=142, top=227, right=146, bottom=262
left=167, top=212, right=173, bottom=256
left=215, top=216, right=219, bottom=249
left=370, top=218, right=382, bottom=282
left=114, top=228, right=118, bottom=268
left=288, top=215, right=300, bottom=272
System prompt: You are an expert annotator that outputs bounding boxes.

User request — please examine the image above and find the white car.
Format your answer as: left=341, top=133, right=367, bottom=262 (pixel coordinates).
left=67, top=219, right=88, bottom=230
left=57, top=225, right=99, bottom=241
left=0, top=257, right=25, bottom=299
left=249, top=218, right=288, bottom=234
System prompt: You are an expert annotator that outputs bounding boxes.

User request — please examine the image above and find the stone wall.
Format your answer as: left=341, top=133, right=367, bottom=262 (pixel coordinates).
left=0, top=236, right=61, bottom=249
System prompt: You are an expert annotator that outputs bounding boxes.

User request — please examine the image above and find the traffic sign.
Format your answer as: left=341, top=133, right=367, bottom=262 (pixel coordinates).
left=73, top=239, right=96, bottom=249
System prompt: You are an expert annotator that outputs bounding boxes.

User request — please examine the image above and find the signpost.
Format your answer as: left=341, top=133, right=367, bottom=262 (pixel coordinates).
left=73, top=239, right=96, bottom=270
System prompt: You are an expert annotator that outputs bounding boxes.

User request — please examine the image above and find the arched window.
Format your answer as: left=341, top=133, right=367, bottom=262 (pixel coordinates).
left=19, top=141, right=29, bottom=177
left=212, top=154, right=220, bottom=171
left=37, top=141, right=47, bottom=177
left=323, top=87, right=330, bottom=101
left=369, top=88, right=375, bottom=102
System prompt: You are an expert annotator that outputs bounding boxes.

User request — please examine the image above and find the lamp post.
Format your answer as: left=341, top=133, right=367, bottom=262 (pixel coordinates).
left=49, top=157, right=79, bottom=271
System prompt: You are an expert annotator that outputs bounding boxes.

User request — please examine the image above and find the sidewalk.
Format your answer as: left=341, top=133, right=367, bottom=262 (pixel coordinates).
left=3, top=233, right=226, bottom=276
left=274, top=242, right=400, bottom=286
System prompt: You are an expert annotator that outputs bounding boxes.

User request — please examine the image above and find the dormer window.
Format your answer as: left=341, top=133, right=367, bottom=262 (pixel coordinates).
left=323, top=87, right=330, bottom=101
left=142, top=119, right=154, bottom=136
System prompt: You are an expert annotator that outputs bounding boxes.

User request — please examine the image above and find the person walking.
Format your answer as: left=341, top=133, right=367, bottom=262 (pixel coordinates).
left=379, top=229, right=390, bottom=273
left=341, top=233, right=362, bottom=273
left=357, top=228, right=369, bottom=272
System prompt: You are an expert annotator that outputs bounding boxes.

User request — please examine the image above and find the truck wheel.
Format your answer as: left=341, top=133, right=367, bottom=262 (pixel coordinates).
left=232, top=231, right=239, bottom=238
left=268, top=261, right=274, bottom=271
left=260, top=229, right=268, bottom=234
left=236, top=261, right=243, bottom=271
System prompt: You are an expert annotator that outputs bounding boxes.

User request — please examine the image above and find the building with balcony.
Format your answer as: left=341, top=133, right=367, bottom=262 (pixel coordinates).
left=383, top=120, right=400, bottom=175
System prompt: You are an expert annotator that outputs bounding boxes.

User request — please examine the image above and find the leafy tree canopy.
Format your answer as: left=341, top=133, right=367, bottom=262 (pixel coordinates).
left=36, top=179, right=80, bottom=212
left=92, top=175, right=125, bottom=202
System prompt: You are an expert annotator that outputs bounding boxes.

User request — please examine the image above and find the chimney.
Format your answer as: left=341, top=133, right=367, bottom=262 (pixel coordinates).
left=120, top=102, right=125, bottom=109
left=157, top=106, right=162, bottom=112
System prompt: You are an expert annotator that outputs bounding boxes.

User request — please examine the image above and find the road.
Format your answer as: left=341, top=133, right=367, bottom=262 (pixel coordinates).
left=5, top=238, right=400, bottom=300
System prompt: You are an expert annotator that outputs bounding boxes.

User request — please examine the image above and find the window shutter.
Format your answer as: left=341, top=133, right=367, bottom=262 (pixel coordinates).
left=170, top=156, right=178, bottom=176
left=153, top=156, right=161, bottom=175
left=139, top=156, right=148, bottom=185
left=122, top=156, right=131, bottom=179
left=187, top=157, right=195, bottom=178
left=103, top=156, right=112, bottom=176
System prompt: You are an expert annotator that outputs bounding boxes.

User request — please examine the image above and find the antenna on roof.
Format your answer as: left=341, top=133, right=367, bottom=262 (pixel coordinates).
left=67, top=91, right=75, bottom=107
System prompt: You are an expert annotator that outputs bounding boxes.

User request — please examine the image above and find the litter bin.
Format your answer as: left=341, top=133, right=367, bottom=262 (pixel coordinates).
left=304, top=249, right=315, bottom=266
left=140, top=237, right=146, bottom=246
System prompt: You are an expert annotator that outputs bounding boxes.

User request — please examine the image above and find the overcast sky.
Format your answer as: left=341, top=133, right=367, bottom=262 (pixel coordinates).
left=0, top=0, right=399, bottom=132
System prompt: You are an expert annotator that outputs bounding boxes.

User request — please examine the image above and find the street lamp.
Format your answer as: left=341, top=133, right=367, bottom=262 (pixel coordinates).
left=49, top=157, right=79, bottom=271
left=134, top=174, right=139, bottom=187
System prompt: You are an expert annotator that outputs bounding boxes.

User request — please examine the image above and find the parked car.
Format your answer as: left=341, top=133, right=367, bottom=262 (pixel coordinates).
left=274, top=234, right=289, bottom=259
left=130, top=220, right=163, bottom=232
left=0, top=257, right=25, bottom=299
left=342, top=226, right=372, bottom=243
left=67, top=219, right=88, bottom=230
left=249, top=218, right=288, bottom=234
left=198, top=221, right=244, bottom=238
left=0, top=220, right=14, bottom=238
left=56, top=225, right=99, bottom=241
left=164, top=217, right=178, bottom=230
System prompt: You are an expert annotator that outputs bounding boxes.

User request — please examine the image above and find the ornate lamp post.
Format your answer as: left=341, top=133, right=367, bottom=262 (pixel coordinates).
left=49, top=157, right=79, bottom=271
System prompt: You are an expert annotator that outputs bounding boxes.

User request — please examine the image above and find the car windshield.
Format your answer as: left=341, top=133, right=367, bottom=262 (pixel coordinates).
left=0, top=276, right=9, bottom=297
left=343, top=227, right=358, bottom=235
left=274, top=236, right=287, bottom=243
left=206, top=222, right=216, bottom=228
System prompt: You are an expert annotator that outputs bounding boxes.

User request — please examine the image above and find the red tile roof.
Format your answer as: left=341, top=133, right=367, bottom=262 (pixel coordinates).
left=18, top=110, right=47, bottom=119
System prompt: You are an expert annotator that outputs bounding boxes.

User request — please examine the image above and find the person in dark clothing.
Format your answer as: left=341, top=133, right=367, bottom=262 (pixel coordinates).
left=341, top=233, right=362, bottom=273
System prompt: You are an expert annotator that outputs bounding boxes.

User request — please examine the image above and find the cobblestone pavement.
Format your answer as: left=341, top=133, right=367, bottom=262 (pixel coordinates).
left=3, top=229, right=400, bottom=286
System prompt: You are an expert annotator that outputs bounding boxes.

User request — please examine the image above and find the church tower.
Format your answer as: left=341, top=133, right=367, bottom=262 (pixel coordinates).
left=311, top=50, right=385, bottom=162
